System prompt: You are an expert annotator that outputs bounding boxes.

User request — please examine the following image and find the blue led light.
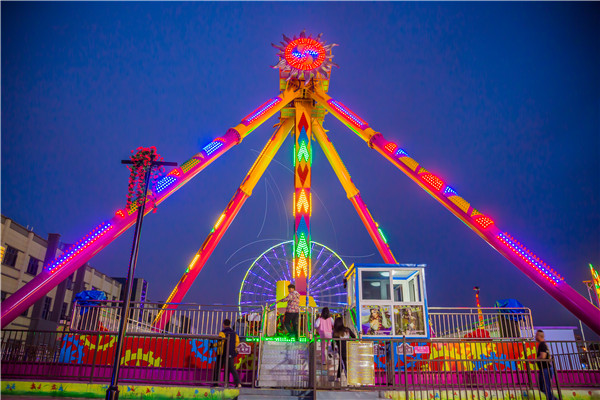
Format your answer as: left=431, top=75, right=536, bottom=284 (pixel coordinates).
left=395, top=148, right=409, bottom=157
left=328, top=99, right=368, bottom=130
left=202, top=140, right=223, bottom=156
left=242, top=98, right=282, bottom=125
left=444, top=186, right=457, bottom=196
left=46, top=222, right=113, bottom=273
left=154, top=176, right=177, bottom=193
left=497, top=233, right=563, bottom=284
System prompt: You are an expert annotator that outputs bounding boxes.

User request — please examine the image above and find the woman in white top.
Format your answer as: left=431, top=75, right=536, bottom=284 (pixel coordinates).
left=315, top=307, right=334, bottom=365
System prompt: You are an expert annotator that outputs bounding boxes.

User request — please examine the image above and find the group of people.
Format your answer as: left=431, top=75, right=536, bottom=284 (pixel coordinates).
left=215, top=285, right=557, bottom=400
left=212, top=284, right=356, bottom=387
left=275, top=284, right=357, bottom=379
left=314, top=306, right=356, bottom=379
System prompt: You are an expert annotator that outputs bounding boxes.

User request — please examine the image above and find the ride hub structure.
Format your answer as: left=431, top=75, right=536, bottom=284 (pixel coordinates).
left=2, top=31, right=600, bottom=335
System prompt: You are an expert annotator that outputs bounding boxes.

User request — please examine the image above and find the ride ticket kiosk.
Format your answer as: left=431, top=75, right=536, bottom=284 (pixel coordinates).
left=343, top=264, right=429, bottom=386
left=345, top=263, right=429, bottom=339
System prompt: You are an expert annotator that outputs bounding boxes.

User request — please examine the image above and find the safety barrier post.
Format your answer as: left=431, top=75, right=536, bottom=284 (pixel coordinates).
left=89, top=332, right=98, bottom=384
left=403, top=336, right=408, bottom=398
left=553, top=357, right=563, bottom=400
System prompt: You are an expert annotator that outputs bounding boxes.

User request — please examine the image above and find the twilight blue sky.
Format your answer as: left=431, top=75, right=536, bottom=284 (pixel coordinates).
left=2, top=2, right=599, bottom=335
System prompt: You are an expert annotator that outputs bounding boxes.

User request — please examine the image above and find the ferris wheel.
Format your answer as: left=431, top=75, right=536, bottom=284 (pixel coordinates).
left=238, top=241, right=348, bottom=309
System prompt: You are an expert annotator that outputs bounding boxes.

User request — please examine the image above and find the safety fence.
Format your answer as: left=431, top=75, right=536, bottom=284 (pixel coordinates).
left=2, top=329, right=599, bottom=395
left=0, top=329, right=257, bottom=387
left=70, top=301, right=264, bottom=339
left=310, top=337, right=600, bottom=398
left=71, top=302, right=536, bottom=342
left=428, top=307, right=534, bottom=340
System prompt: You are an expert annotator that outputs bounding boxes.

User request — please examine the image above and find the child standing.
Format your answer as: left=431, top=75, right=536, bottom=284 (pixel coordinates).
left=315, top=307, right=334, bottom=365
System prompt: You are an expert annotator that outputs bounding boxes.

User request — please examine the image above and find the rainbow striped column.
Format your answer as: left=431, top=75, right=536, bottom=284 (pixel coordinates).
left=293, top=102, right=312, bottom=296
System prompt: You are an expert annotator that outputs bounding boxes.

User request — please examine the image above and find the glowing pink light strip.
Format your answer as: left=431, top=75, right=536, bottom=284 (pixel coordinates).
left=350, top=194, right=396, bottom=264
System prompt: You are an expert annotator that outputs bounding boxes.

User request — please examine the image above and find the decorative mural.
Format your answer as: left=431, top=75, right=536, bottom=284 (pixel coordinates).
left=58, top=334, right=255, bottom=370
left=374, top=341, right=538, bottom=372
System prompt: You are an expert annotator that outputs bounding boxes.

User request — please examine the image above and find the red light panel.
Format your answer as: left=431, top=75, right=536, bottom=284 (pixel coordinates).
left=384, top=143, right=398, bottom=153
left=474, top=215, right=494, bottom=229
left=284, top=38, right=326, bottom=71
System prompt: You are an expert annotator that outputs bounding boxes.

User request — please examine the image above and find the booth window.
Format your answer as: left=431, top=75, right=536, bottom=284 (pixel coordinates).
left=393, top=283, right=404, bottom=302
left=361, top=271, right=390, bottom=300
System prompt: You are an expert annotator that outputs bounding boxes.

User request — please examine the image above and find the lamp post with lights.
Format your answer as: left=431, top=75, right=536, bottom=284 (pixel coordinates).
left=106, top=156, right=177, bottom=400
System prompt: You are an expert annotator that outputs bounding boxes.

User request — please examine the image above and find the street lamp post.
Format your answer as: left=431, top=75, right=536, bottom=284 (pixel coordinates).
left=106, top=157, right=177, bottom=400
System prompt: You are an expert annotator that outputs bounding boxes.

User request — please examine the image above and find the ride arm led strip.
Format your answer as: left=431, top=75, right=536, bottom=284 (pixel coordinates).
left=310, top=88, right=600, bottom=335
left=312, top=120, right=396, bottom=264
left=152, top=118, right=294, bottom=330
left=0, top=89, right=300, bottom=329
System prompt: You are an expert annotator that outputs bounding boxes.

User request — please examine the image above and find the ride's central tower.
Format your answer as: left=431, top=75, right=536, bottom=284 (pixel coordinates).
left=274, top=31, right=336, bottom=297
left=292, top=101, right=312, bottom=295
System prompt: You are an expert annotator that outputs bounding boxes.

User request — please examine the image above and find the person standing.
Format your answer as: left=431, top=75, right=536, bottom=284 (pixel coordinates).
left=214, top=319, right=242, bottom=388
left=332, top=316, right=356, bottom=379
left=536, top=330, right=556, bottom=400
left=315, top=307, right=334, bottom=365
left=276, top=284, right=301, bottom=338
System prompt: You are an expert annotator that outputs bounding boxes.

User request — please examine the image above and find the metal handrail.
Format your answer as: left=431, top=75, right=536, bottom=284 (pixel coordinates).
left=2, top=329, right=599, bottom=391
left=70, top=300, right=264, bottom=337
left=428, top=306, right=534, bottom=340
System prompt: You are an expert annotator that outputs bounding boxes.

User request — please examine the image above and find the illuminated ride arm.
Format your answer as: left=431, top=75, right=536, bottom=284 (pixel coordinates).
left=310, top=88, right=600, bottom=335
left=0, top=88, right=300, bottom=329
left=152, top=118, right=295, bottom=330
left=312, top=121, right=397, bottom=264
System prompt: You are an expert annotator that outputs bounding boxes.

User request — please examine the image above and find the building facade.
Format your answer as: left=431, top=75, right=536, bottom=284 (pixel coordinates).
left=1, top=215, right=123, bottom=331
left=113, top=277, right=149, bottom=304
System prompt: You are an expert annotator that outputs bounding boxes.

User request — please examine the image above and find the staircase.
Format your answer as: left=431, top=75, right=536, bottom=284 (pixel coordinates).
left=258, top=341, right=310, bottom=388
left=253, top=340, right=381, bottom=399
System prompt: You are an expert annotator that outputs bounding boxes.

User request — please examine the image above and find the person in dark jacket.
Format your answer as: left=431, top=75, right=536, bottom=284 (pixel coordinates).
left=536, top=330, right=556, bottom=400
left=332, top=317, right=356, bottom=379
left=213, top=319, right=241, bottom=388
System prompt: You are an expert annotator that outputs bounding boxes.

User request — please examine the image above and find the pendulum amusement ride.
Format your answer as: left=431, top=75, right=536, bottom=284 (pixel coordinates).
left=2, top=31, right=600, bottom=335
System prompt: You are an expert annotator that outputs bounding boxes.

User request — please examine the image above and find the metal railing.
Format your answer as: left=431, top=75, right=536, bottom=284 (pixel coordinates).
left=429, top=307, right=534, bottom=340
left=0, top=329, right=258, bottom=387
left=260, top=305, right=348, bottom=340
left=70, top=301, right=263, bottom=338
left=2, top=329, right=599, bottom=392
left=262, top=305, right=315, bottom=339
left=311, top=337, right=600, bottom=396
left=70, top=302, right=537, bottom=342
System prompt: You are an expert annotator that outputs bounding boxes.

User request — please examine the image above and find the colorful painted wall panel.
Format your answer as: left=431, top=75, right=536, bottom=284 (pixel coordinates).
left=57, top=334, right=257, bottom=371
